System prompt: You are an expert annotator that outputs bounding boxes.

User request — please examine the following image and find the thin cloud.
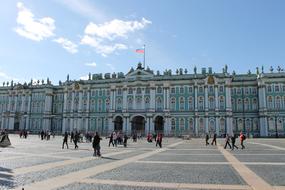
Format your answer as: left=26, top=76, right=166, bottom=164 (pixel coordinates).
left=53, top=37, right=78, bottom=54
left=85, top=62, right=97, bottom=67
left=14, top=2, right=55, bottom=41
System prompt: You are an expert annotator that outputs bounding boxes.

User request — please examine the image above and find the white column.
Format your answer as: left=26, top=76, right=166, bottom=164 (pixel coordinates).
left=63, top=91, right=68, bottom=113
left=112, top=89, right=116, bottom=110
left=62, top=118, right=66, bottom=133
left=71, top=91, right=74, bottom=112
left=194, top=86, right=198, bottom=111
left=14, top=95, right=18, bottom=112
left=166, top=88, right=170, bottom=110
left=126, top=117, right=130, bottom=134
left=110, top=89, right=114, bottom=110
left=86, top=90, right=90, bottom=112
left=21, top=95, right=25, bottom=112
left=225, top=85, right=232, bottom=111
left=215, top=85, right=219, bottom=111
left=260, top=117, right=268, bottom=136
left=7, top=94, right=12, bottom=112
left=226, top=117, right=233, bottom=136
left=205, top=117, right=209, bottom=133
left=145, top=118, right=149, bottom=135
left=142, top=89, right=145, bottom=110
left=215, top=117, right=219, bottom=135
left=163, top=88, right=166, bottom=110
left=133, top=92, right=136, bottom=110
left=123, top=88, right=127, bottom=111
left=165, top=117, right=171, bottom=135
left=108, top=117, right=113, bottom=134
left=150, top=87, right=155, bottom=111
left=205, top=86, right=208, bottom=111
left=150, top=117, right=154, bottom=133
left=78, top=91, right=83, bottom=112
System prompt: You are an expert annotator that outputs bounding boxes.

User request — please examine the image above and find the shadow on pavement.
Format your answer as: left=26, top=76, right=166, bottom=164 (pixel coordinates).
left=0, top=166, right=15, bottom=189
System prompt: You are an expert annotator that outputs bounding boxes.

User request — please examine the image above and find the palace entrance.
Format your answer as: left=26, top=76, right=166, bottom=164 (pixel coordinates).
left=131, top=116, right=145, bottom=135
left=154, top=116, right=164, bottom=134
left=114, top=116, right=123, bottom=131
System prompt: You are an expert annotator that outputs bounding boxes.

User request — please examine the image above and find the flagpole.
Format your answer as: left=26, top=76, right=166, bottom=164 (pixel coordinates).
left=143, top=44, right=146, bottom=69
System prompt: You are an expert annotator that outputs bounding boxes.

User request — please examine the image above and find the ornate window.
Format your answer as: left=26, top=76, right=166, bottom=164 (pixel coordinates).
left=188, top=118, right=194, bottom=133
left=237, top=99, right=242, bottom=111
left=244, top=98, right=250, bottom=111
left=145, top=97, right=150, bottom=109
left=156, top=97, right=163, bottom=110
left=170, top=97, right=176, bottom=111
left=231, top=98, right=235, bottom=111
left=171, top=118, right=176, bottom=130
left=105, top=98, right=110, bottom=111
left=157, top=87, right=163, bottom=94
left=90, top=99, right=95, bottom=112
left=275, top=85, right=280, bottom=92
left=245, top=87, right=249, bottom=95
left=145, top=87, right=150, bottom=94
left=198, top=96, right=204, bottom=110
left=180, top=86, right=184, bottom=94
left=267, top=85, right=272, bottom=93
left=99, top=90, right=102, bottom=97
left=128, top=88, right=133, bottom=94
left=189, top=86, right=193, bottom=93
left=117, top=89, right=122, bottom=95
left=137, top=88, right=142, bottom=94
left=98, top=99, right=102, bottom=112
left=199, top=86, right=203, bottom=93
left=267, top=96, right=273, bottom=109
left=179, top=97, right=185, bottom=110
left=136, top=96, right=142, bottom=109
left=209, top=96, right=215, bottom=110
left=116, top=97, right=122, bottom=110
left=179, top=118, right=185, bottom=131
left=171, top=87, right=175, bottom=94
left=127, top=97, right=133, bottom=109
left=252, top=87, right=257, bottom=95
left=252, top=98, right=258, bottom=110
left=219, top=96, right=225, bottom=110
left=275, top=96, right=281, bottom=109
left=209, top=86, right=214, bottom=93
left=219, top=86, right=224, bottom=93
left=188, top=97, right=194, bottom=110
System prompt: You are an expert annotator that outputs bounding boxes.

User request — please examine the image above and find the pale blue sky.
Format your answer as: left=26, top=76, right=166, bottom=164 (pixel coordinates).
left=0, top=0, right=285, bottom=84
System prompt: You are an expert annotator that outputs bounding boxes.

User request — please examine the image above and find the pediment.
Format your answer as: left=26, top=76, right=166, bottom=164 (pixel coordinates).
left=126, top=69, right=154, bottom=79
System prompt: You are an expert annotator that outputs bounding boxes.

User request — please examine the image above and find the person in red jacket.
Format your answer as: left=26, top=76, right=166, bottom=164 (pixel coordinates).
left=156, top=133, right=162, bottom=148
left=240, top=131, right=246, bottom=149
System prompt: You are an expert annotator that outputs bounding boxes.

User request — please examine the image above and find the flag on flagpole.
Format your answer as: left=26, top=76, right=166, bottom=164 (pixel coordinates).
left=135, top=49, right=145, bottom=54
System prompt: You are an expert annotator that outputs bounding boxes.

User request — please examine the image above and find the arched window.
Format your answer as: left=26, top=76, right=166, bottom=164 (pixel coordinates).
left=198, top=96, right=204, bottom=110
left=219, top=96, right=225, bottom=110
left=105, top=98, right=110, bottom=111
left=171, top=118, right=176, bottom=131
left=98, top=99, right=102, bottom=112
left=252, top=98, right=258, bottom=110
left=188, top=97, right=194, bottom=110
left=170, top=97, right=176, bottom=111
left=179, top=118, right=185, bottom=131
left=180, top=86, right=184, bottom=94
left=209, top=96, right=215, bottom=110
left=145, top=97, right=150, bottom=109
left=188, top=118, right=194, bottom=133
left=275, top=96, right=281, bottom=109
left=179, top=97, right=185, bottom=110
left=116, top=97, right=122, bottom=110
left=156, top=97, right=163, bottom=110
left=267, top=96, right=273, bottom=109
left=231, top=98, right=235, bottom=111
left=127, top=97, right=133, bottom=109
left=244, top=98, right=250, bottom=111
left=136, top=96, right=142, bottom=109
left=237, top=99, right=242, bottom=111
left=90, top=99, right=95, bottom=112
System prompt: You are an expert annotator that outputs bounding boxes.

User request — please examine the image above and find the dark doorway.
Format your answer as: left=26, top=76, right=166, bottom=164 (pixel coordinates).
left=154, top=116, right=164, bottom=134
left=131, top=116, right=145, bottom=135
left=114, top=116, right=123, bottom=131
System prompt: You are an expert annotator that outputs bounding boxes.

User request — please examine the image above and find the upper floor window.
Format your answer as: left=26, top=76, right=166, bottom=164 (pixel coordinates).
left=219, top=86, right=224, bottom=93
left=145, top=87, right=150, bottom=94
left=171, top=118, right=176, bottom=130
left=137, top=88, right=142, bottom=94
left=245, top=88, right=249, bottom=95
left=105, top=99, right=110, bottom=111
left=188, top=97, right=194, bottom=110
left=252, top=87, right=257, bottom=95
left=117, top=89, right=122, bottom=95
left=275, top=85, right=280, bottom=92
left=99, top=90, right=102, bottom=97
left=267, top=85, right=272, bottom=93
left=198, top=86, right=203, bottom=93
left=209, top=86, right=214, bottom=93
left=128, top=88, right=133, bottom=94
left=252, top=98, right=258, bottom=110
left=171, top=87, right=175, bottom=94
left=219, top=96, right=225, bottom=110
left=127, top=97, right=133, bottom=109
left=145, top=97, right=150, bottom=109
left=198, top=96, right=204, bottom=110
left=244, top=98, right=250, bottom=111
left=267, top=96, right=273, bottom=109
left=157, top=87, right=163, bottom=94
left=180, top=86, right=184, bottom=94
left=189, top=86, right=193, bottom=93
left=237, top=99, right=242, bottom=111
left=237, top=88, right=241, bottom=95
left=106, top=90, right=110, bottom=96
left=170, top=97, right=176, bottom=111
left=179, top=97, right=185, bottom=111
left=275, top=96, right=281, bottom=109
left=156, top=97, right=163, bottom=110
left=209, top=96, right=215, bottom=110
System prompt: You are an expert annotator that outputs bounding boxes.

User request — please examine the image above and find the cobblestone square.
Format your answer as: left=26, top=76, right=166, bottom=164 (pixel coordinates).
left=1, top=135, right=285, bottom=190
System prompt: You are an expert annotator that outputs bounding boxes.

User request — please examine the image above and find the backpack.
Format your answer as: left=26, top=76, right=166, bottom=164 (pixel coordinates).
left=242, top=135, right=246, bottom=140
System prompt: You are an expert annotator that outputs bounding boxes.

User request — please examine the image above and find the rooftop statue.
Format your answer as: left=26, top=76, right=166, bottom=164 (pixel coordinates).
left=194, top=66, right=197, bottom=74
left=137, top=62, right=143, bottom=70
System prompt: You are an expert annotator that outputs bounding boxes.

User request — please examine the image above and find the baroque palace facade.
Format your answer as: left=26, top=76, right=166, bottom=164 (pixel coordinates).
left=0, top=63, right=285, bottom=137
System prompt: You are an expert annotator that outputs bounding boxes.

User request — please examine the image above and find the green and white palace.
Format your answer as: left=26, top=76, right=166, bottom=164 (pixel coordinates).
left=0, top=63, right=285, bottom=137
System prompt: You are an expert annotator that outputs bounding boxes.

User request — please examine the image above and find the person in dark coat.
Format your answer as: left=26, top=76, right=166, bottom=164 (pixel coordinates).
left=108, top=133, right=114, bottom=147
left=123, top=134, right=128, bottom=147
left=70, top=131, right=74, bottom=143
left=205, top=133, right=209, bottom=146
left=211, top=133, right=217, bottom=146
left=62, top=132, right=69, bottom=149
left=231, top=134, right=239, bottom=150
left=74, top=131, right=79, bottom=149
left=93, top=132, right=102, bottom=157
left=156, top=133, right=162, bottom=148
left=224, top=134, right=232, bottom=149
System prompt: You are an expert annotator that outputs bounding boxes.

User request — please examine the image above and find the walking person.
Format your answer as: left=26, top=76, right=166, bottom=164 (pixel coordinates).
left=70, top=131, right=74, bottom=143
left=211, top=133, right=217, bottom=146
left=156, top=133, right=162, bottom=148
left=92, top=132, right=102, bottom=157
left=74, top=131, right=79, bottom=149
left=112, top=132, right=117, bottom=147
left=224, top=134, right=232, bottom=149
left=240, top=132, right=246, bottom=149
left=108, top=133, right=114, bottom=147
left=205, top=133, right=210, bottom=146
left=123, top=134, right=128, bottom=147
left=62, top=132, right=69, bottom=149
left=231, top=134, right=239, bottom=150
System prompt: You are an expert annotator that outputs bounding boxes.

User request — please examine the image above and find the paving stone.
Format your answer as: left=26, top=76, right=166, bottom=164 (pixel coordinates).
left=91, top=163, right=246, bottom=185
left=234, top=154, right=285, bottom=162
left=142, top=154, right=227, bottom=162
